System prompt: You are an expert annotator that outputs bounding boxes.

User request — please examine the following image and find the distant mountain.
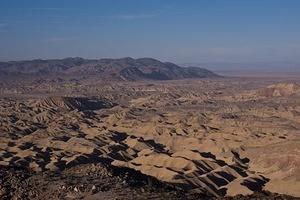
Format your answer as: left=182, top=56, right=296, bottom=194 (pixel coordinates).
left=0, top=57, right=221, bottom=81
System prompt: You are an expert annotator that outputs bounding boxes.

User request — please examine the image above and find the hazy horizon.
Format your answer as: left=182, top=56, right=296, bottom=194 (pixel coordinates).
left=1, top=56, right=300, bottom=73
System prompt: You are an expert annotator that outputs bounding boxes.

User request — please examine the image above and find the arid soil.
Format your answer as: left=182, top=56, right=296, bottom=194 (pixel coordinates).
left=0, top=77, right=300, bottom=199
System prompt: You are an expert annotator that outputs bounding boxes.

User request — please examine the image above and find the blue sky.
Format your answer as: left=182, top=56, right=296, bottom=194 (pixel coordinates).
left=0, top=0, right=300, bottom=64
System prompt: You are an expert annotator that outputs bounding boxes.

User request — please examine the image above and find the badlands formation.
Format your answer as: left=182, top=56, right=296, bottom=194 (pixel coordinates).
left=0, top=61, right=300, bottom=199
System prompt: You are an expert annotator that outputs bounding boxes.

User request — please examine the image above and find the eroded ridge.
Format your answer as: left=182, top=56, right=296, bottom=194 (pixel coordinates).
left=1, top=80, right=300, bottom=198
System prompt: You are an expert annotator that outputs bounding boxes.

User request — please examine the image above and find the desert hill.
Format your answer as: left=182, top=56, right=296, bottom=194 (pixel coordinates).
left=35, top=96, right=115, bottom=111
left=1, top=78, right=300, bottom=198
left=1, top=69, right=300, bottom=199
left=257, top=83, right=300, bottom=97
left=0, top=57, right=220, bottom=81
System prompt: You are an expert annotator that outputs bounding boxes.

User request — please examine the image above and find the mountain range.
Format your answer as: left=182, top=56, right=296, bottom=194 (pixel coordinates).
left=0, top=57, right=220, bottom=81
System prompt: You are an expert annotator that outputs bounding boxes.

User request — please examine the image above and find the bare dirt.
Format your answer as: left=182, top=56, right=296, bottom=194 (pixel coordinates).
left=1, top=76, right=300, bottom=199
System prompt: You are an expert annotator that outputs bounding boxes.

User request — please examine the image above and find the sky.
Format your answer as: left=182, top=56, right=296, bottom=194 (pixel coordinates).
left=0, top=0, right=300, bottom=65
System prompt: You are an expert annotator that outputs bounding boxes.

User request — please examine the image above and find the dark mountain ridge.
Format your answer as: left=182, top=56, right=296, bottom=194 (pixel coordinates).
left=0, top=57, right=220, bottom=81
